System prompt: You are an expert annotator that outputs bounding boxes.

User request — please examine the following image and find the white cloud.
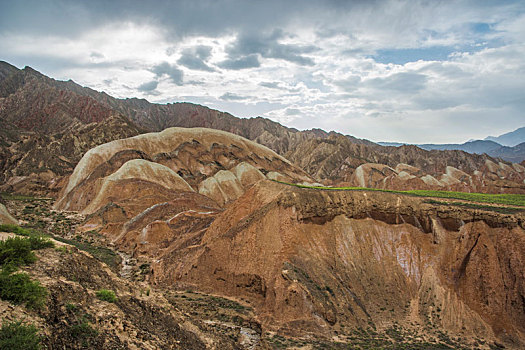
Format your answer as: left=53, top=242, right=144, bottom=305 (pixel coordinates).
left=1, top=0, right=524, bottom=143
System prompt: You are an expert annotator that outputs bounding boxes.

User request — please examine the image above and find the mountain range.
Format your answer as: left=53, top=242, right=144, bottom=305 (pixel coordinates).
left=379, top=128, right=525, bottom=163
left=1, top=60, right=524, bottom=197
left=1, top=59, right=525, bottom=349
left=485, top=126, right=525, bottom=147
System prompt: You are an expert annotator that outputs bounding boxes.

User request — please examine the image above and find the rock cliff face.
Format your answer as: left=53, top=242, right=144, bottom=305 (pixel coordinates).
left=147, top=181, right=525, bottom=347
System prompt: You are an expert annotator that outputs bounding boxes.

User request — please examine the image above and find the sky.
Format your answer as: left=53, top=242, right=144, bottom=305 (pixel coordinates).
left=1, top=0, right=524, bottom=144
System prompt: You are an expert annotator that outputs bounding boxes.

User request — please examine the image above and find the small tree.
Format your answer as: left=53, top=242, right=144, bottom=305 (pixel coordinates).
left=96, top=289, right=117, bottom=303
left=0, top=319, right=41, bottom=350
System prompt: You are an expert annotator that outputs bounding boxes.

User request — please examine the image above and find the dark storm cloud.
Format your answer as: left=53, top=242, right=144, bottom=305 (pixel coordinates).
left=3, top=0, right=525, bottom=143
left=151, top=62, right=184, bottom=85
left=224, top=30, right=317, bottom=66
left=177, top=45, right=215, bottom=72
left=0, top=0, right=322, bottom=39
left=218, top=54, right=260, bottom=70
left=137, top=80, right=158, bottom=92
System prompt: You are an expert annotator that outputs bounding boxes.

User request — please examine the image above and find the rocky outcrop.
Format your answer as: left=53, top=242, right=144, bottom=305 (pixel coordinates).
left=82, top=159, right=194, bottom=215
left=149, top=181, right=525, bottom=347
left=198, top=171, right=244, bottom=207
left=345, top=161, right=525, bottom=192
left=231, top=162, right=266, bottom=188
left=0, top=202, right=17, bottom=225
left=55, top=128, right=311, bottom=258
left=286, top=135, right=525, bottom=193
left=198, top=163, right=266, bottom=206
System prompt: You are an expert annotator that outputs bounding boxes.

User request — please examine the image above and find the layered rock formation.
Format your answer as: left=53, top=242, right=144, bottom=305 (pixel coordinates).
left=345, top=160, right=525, bottom=192
left=54, top=127, right=312, bottom=253
left=147, top=181, right=524, bottom=347
left=1, top=61, right=524, bottom=196
left=55, top=127, right=311, bottom=210
left=53, top=129, right=525, bottom=347
left=286, top=134, right=525, bottom=192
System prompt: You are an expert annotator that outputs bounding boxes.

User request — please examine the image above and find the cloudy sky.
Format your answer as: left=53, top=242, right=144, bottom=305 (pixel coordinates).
left=1, top=0, right=524, bottom=143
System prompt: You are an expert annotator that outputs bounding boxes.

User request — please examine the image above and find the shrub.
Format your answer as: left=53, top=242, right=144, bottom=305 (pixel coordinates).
left=27, top=235, right=54, bottom=250
left=96, top=289, right=117, bottom=303
left=70, top=317, right=98, bottom=347
left=0, top=319, right=41, bottom=350
left=0, top=224, right=32, bottom=236
left=0, top=237, right=36, bottom=267
left=0, top=235, right=53, bottom=268
left=55, top=246, right=69, bottom=254
left=65, top=302, right=78, bottom=312
left=0, top=270, right=47, bottom=309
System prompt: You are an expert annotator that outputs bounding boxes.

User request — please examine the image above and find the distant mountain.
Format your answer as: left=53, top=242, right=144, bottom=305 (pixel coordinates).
left=417, top=140, right=502, bottom=153
left=489, top=142, right=525, bottom=163
left=485, top=126, right=525, bottom=147
left=378, top=138, right=525, bottom=162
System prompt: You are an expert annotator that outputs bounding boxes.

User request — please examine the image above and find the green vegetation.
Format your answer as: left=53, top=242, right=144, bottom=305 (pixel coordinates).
left=264, top=323, right=472, bottom=349
left=52, top=236, right=121, bottom=272
left=65, top=304, right=98, bottom=347
left=65, top=302, right=78, bottom=312
left=0, top=234, right=53, bottom=309
left=168, top=290, right=254, bottom=328
left=0, top=224, right=33, bottom=236
left=54, top=245, right=70, bottom=254
left=0, top=237, right=37, bottom=267
left=69, top=315, right=98, bottom=347
left=0, top=319, right=41, bottom=350
left=0, top=270, right=47, bottom=309
left=272, top=180, right=525, bottom=207
left=208, top=295, right=249, bottom=312
left=0, top=234, right=53, bottom=267
left=27, top=235, right=54, bottom=250
left=0, top=192, right=51, bottom=202
left=96, top=289, right=117, bottom=303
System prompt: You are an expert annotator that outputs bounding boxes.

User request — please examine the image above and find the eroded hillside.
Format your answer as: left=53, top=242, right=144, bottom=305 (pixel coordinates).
left=37, top=128, right=525, bottom=349
left=1, top=62, right=525, bottom=349
left=2, top=62, right=524, bottom=197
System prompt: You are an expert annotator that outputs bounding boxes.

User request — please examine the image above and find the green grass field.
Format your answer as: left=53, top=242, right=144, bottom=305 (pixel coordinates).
left=272, top=180, right=525, bottom=207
